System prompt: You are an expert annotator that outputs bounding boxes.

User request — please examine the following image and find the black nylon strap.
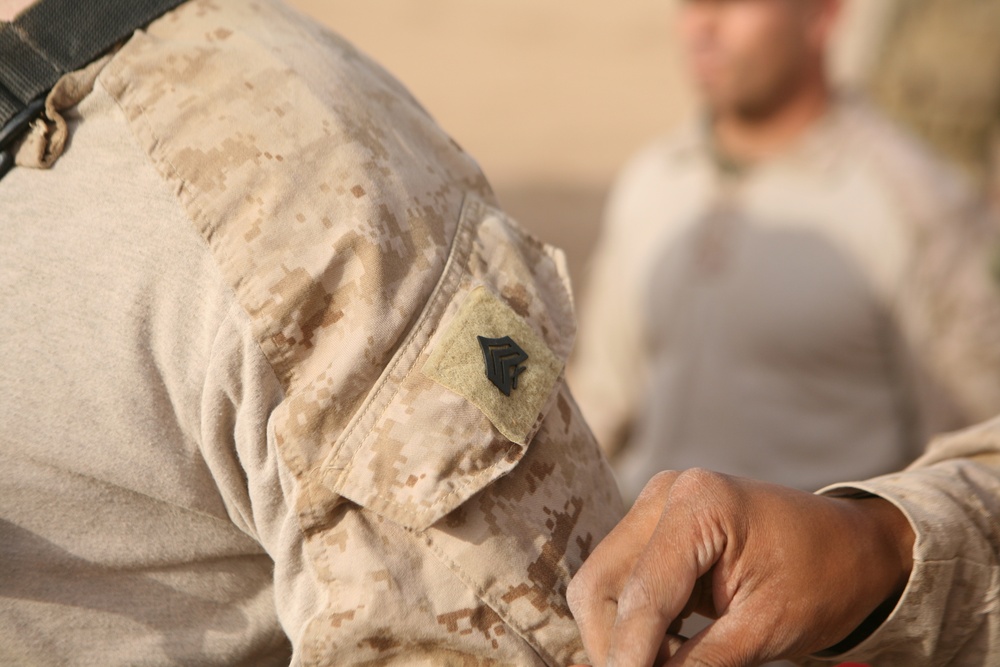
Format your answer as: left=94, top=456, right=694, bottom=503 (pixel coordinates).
left=0, top=0, right=186, bottom=148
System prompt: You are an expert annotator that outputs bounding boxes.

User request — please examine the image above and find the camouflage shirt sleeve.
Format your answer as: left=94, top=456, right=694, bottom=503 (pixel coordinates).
left=97, top=1, right=623, bottom=664
left=811, top=420, right=1000, bottom=666
left=810, top=128, right=1000, bottom=662
left=869, top=0, right=1000, bottom=181
left=861, top=110, right=1000, bottom=440
left=888, top=191, right=1000, bottom=451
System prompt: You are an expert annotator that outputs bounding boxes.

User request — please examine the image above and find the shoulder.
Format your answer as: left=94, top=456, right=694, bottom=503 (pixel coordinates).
left=57, top=6, right=622, bottom=662
left=93, top=0, right=596, bottom=524
left=604, top=122, right=705, bottom=230
left=616, top=124, right=702, bottom=190
left=97, top=0, right=496, bottom=387
left=836, top=97, right=981, bottom=228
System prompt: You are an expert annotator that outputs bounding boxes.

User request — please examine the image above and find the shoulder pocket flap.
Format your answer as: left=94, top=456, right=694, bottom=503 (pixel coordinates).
left=320, top=195, right=576, bottom=531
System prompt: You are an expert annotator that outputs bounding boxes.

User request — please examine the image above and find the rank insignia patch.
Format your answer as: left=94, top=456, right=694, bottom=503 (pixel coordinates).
left=478, top=335, right=528, bottom=397
left=422, top=286, right=563, bottom=445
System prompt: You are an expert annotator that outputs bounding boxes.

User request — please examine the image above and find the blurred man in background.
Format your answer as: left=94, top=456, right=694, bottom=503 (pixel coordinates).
left=572, top=0, right=1000, bottom=503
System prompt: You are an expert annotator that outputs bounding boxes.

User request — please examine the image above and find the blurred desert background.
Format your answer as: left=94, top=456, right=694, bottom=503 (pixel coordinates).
left=285, top=1, right=890, bottom=291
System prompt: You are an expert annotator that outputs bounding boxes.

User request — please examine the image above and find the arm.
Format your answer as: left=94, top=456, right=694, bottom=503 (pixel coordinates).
left=205, top=197, right=626, bottom=666
left=885, top=143, right=1000, bottom=439
left=274, top=198, right=627, bottom=665
left=810, top=419, right=1000, bottom=665
left=570, top=233, right=641, bottom=458
left=566, top=420, right=1000, bottom=667
left=106, top=3, right=626, bottom=661
left=569, top=156, right=654, bottom=459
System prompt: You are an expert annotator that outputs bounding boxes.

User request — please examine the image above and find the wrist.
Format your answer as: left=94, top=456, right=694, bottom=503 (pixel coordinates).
left=815, top=495, right=915, bottom=657
left=855, top=496, right=915, bottom=599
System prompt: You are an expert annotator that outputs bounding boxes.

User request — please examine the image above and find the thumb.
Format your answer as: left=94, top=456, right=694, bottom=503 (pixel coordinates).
left=665, top=613, right=770, bottom=667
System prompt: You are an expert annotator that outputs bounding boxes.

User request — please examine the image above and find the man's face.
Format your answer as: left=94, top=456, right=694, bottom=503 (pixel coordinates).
left=677, top=0, right=824, bottom=119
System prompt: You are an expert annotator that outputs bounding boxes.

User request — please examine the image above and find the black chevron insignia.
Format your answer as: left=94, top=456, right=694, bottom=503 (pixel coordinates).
left=477, top=335, right=529, bottom=397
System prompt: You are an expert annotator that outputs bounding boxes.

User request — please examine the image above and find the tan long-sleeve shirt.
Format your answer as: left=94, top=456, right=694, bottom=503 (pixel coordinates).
left=0, top=1, right=623, bottom=664
left=573, top=98, right=1000, bottom=500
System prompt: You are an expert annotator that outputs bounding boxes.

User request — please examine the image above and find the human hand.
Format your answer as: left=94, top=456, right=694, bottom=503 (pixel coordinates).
left=566, top=469, right=914, bottom=667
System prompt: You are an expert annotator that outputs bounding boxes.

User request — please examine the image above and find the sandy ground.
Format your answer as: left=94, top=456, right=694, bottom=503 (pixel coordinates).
left=284, top=1, right=879, bottom=291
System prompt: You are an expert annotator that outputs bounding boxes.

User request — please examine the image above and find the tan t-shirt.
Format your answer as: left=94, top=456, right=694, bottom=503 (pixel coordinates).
left=0, top=1, right=623, bottom=664
left=573, top=98, right=1000, bottom=500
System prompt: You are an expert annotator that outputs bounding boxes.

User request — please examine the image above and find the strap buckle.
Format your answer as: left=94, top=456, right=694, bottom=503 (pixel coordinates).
left=0, top=96, right=46, bottom=180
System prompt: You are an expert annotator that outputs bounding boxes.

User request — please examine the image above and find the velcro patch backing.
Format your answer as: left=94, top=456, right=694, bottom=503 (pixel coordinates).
left=422, top=286, right=563, bottom=445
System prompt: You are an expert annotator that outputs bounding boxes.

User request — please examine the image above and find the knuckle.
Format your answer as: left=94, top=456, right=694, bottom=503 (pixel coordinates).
left=675, top=467, right=730, bottom=496
left=638, top=470, right=682, bottom=498
left=649, top=469, right=681, bottom=487
left=650, top=470, right=681, bottom=486
left=678, top=467, right=718, bottom=485
left=617, top=572, right=665, bottom=622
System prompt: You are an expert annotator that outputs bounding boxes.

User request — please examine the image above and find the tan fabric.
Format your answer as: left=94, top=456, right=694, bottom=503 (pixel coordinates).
left=833, top=0, right=1000, bottom=185
left=13, top=53, right=113, bottom=169
left=870, top=0, right=1000, bottom=184
left=830, top=0, right=902, bottom=89
left=423, top=285, right=566, bottom=446
left=0, top=1, right=623, bottom=665
left=572, top=97, right=1000, bottom=500
left=811, top=420, right=1000, bottom=665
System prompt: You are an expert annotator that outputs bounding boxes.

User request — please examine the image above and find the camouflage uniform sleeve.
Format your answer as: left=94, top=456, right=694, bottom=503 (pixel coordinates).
left=97, top=1, right=623, bottom=664
left=890, top=194, right=1000, bottom=444
left=807, top=419, right=1000, bottom=666
left=805, top=115, right=1000, bottom=667
left=867, top=112, right=1000, bottom=439
left=868, top=0, right=1000, bottom=182
left=290, top=196, right=624, bottom=665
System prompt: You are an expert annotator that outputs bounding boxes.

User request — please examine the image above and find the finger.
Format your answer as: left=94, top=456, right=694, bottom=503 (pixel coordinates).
left=563, top=637, right=686, bottom=667
left=680, top=576, right=713, bottom=621
left=605, top=573, right=682, bottom=667
left=605, top=475, right=725, bottom=667
left=655, top=633, right=687, bottom=665
left=577, top=633, right=686, bottom=667
left=569, top=472, right=682, bottom=666
left=665, top=613, right=764, bottom=667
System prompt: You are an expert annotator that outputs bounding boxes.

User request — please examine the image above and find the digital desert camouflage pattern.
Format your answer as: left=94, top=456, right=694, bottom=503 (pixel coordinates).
left=0, top=0, right=622, bottom=664
left=805, top=419, right=1000, bottom=665
left=870, top=0, right=1000, bottom=183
